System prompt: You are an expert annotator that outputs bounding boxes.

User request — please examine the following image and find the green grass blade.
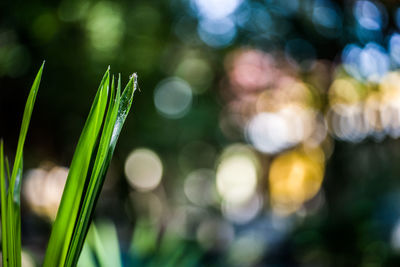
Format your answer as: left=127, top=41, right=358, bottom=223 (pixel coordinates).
left=66, top=74, right=138, bottom=266
left=114, top=73, right=137, bottom=135
left=6, top=192, right=14, bottom=266
left=95, top=221, right=122, bottom=267
left=0, top=141, right=7, bottom=267
left=12, top=158, right=22, bottom=267
left=10, top=61, right=44, bottom=194
left=77, top=241, right=96, bottom=267
left=43, top=69, right=110, bottom=267
left=5, top=158, right=10, bottom=185
left=110, top=75, right=115, bottom=104
left=5, top=155, right=23, bottom=267
left=86, top=224, right=107, bottom=266
left=83, top=221, right=122, bottom=267
left=2, top=155, right=11, bottom=267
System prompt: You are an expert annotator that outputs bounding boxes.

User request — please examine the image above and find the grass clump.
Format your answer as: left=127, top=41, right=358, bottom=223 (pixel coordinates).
left=0, top=63, right=138, bottom=267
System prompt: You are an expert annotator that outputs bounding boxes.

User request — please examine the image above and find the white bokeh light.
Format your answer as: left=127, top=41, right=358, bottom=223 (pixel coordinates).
left=246, top=112, right=291, bottom=154
left=247, top=107, right=315, bottom=154
left=124, top=148, right=163, bottom=191
left=216, top=145, right=259, bottom=204
left=191, top=0, right=242, bottom=20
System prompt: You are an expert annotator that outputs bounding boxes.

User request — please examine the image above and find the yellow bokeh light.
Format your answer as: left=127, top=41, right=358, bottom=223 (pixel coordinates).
left=380, top=71, right=400, bottom=95
left=364, top=91, right=384, bottom=132
left=329, top=77, right=365, bottom=105
left=269, top=148, right=325, bottom=215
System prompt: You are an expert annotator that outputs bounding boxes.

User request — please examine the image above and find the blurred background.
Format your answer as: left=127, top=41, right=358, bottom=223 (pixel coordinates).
left=3, top=0, right=400, bottom=266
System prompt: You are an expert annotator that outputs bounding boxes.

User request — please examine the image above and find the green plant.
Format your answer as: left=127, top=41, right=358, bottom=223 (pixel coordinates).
left=0, top=63, right=138, bottom=267
left=78, top=219, right=204, bottom=267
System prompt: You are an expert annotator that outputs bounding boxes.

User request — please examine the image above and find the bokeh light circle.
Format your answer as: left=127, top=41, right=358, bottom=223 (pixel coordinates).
left=216, top=144, right=260, bottom=204
left=124, top=148, right=163, bottom=191
left=154, top=77, right=193, bottom=119
left=269, top=148, right=325, bottom=215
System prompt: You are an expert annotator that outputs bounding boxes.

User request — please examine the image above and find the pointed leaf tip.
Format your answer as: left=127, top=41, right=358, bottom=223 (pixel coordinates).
left=129, top=73, right=137, bottom=80
left=130, top=73, right=139, bottom=92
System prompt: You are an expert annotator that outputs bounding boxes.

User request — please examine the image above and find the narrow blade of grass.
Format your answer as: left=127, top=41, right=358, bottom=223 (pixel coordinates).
left=12, top=158, right=22, bottom=267
left=43, top=69, right=110, bottom=267
left=82, top=221, right=122, bottom=267
left=6, top=158, right=22, bottom=267
left=0, top=141, right=7, bottom=267
left=95, top=221, right=122, bottom=267
left=76, top=241, right=97, bottom=267
left=86, top=224, right=107, bottom=266
left=5, top=158, right=10, bottom=185
left=10, top=61, right=44, bottom=194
